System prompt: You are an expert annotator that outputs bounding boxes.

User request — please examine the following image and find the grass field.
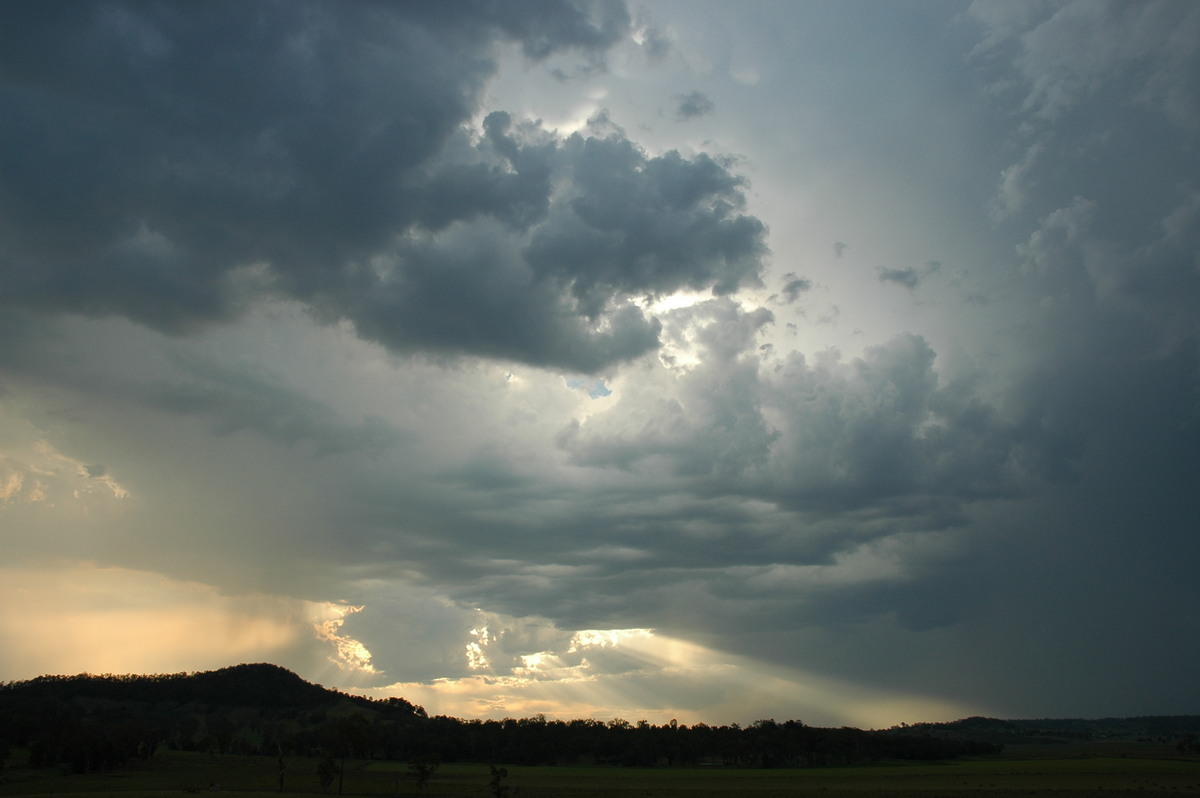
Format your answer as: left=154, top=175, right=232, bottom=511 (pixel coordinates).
left=3, top=746, right=1199, bottom=797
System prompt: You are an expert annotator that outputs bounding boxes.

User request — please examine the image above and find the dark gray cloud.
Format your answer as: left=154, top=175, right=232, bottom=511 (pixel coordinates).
left=876, top=261, right=940, bottom=290
left=877, top=267, right=920, bottom=289
left=524, top=141, right=765, bottom=315
left=761, top=333, right=1060, bottom=509
left=969, top=0, right=1200, bottom=130
left=674, top=90, right=714, bottom=120
left=774, top=272, right=813, bottom=304
left=0, top=0, right=763, bottom=373
left=545, top=302, right=1064, bottom=601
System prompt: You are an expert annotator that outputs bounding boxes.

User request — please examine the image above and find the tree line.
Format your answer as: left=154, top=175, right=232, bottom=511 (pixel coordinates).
left=0, top=663, right=1011, bottom=774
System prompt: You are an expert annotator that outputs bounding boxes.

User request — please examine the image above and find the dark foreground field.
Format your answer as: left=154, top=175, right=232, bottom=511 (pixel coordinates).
left=3, top=744, right=1200, bottom=798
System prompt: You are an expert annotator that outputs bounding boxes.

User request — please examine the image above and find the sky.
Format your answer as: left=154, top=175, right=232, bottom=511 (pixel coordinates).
left=1, top=0, right=1198, bottom=730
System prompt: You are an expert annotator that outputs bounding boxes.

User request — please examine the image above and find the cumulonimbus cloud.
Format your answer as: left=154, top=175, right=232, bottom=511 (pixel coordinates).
left=0, top=1, right=766, bottom=373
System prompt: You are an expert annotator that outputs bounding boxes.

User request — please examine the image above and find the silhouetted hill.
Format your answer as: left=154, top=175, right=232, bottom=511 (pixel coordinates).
left=0, top=664, right=426, bottom=773
left=1, top=663, right=341, bottom=710
left=890, top=714, right=1200, bottom=745
left=178, top=663, right=342, bottom=708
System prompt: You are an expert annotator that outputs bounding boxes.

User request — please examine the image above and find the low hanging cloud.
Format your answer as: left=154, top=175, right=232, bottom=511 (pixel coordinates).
left=0, top=1, right=765, bottom=374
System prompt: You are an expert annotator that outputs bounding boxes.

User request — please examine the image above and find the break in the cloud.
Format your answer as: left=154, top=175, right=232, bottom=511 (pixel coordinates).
left=1, top=0, right=1198, bottom=728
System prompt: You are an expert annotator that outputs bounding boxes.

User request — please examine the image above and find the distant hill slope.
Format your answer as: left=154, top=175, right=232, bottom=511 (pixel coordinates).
left=1, top=663, right=358, bottom=711
left=893, top=714, right=1200, bottom=744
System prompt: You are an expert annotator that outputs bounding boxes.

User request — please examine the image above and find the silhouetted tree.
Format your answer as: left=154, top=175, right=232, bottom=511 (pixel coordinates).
left=408, top=754, right=439, bottom=793
left=316, top=756, right=339, bottom=793
left=488, top=764, right=510, bottom=798
left=277, top=745, right=288, bottom=792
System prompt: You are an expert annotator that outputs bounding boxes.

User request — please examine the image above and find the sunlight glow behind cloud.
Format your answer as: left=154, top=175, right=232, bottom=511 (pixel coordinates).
left=312, top=603, right=378, bottom=675
left=354, top=624, right=976, bottom=728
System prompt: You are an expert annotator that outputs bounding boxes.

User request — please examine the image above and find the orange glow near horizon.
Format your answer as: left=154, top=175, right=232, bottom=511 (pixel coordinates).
left=0, top=564, right=308, bottom=679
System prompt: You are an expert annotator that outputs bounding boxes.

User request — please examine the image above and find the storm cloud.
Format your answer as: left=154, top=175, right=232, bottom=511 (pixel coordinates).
left=0, top=0, right=763, bottom=372
left=1, top=0, right=1198, bottom=727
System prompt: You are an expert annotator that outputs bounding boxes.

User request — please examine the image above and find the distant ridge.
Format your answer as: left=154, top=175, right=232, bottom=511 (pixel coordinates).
left=3, top=664, right=1197, bottom=772
left=902, top=714, right=1200, bottom=745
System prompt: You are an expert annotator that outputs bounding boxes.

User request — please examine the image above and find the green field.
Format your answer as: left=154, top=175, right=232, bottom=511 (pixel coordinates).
left=3, top=747, right=1200, bottom=798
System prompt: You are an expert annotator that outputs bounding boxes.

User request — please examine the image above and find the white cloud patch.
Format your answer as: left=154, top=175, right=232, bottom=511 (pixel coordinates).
left=313, top=603, right=378, bottom=675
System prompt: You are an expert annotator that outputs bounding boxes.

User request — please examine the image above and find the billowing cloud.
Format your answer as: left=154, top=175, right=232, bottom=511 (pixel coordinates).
left=0, top=1, right=764, bottom=374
